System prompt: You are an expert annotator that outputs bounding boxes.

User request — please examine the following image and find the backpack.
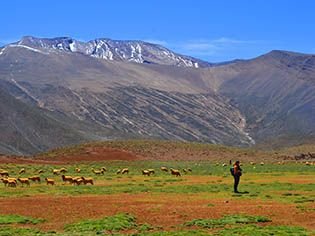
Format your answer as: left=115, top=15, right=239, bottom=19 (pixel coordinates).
left=230, top=167, right=234, bottom=176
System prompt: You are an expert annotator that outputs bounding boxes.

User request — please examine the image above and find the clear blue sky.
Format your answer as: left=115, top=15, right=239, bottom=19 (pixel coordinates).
left=1, top=0, right=314, bottom=62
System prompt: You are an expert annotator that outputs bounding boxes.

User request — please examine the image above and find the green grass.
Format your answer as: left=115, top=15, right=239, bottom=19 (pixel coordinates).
left=64, top=213, right=137, bottom=233
left=185, top=215, right=271, bottom=229
left=0, top=215, right=45, bottom=225
left=217, top=225, right=313, bottom=236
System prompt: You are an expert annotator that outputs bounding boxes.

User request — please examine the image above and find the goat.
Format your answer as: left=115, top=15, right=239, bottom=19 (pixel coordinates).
left=18, top=178, right=30, bottom=187
left=121, top=168, right=129, bottom=174
left=59, top=168, right=67, bottom=173
left=75, top=168, right=81, bottom=173
left=0, top=171, right=9, bottom=177
left=160, top=167, right=168, bottom=172
left=148, top=169, right=155, bottom=175
left=91, top=168, right=104, bottom=175
left=8, top=179, right=17, bottom=187
left=101, top=167, right=107, bottom=172
left=81, top=177, right=94, bottom=185
left=170, top=168, right=181, bottom=177
left=116, top=169, right=121, bottom=174
left=61, top=175, right=73, bottom=184
left=29, top=176, right=41, bottom=183
left=45, top=178, right=54, bottom=185
left=37, top=169, right=44, bottom=174
left=19, top=168, right=26, bottom=174
left=142, top=170, right=151, bottom=176
left=72, top=177, right=84, bottom=186
left=53, top=169, right=60, bottom=175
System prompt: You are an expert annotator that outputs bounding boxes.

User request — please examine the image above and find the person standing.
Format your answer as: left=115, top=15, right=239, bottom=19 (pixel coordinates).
left=233, top=160, right=242, bottom=193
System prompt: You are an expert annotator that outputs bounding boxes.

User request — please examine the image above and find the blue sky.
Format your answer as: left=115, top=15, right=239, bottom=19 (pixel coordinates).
left=1, top=0, right=314, bottom=62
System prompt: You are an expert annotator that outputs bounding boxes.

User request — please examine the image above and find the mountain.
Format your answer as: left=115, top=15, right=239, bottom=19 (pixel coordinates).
left=7, top=36, right=212, bottom=68
left=0, top=36, right=314, bottom=155
left=203, top=50, right=315, bottom=147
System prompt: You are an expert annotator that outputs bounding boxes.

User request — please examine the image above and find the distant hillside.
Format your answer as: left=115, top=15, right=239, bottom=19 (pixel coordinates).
left=0, top=36, right=314, bottom=155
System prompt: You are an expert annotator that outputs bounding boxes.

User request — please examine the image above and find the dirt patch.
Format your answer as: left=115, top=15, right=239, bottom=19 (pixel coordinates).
left=0, top=193, right=314, bottom=232
left=0, top=148, right=143, bottom=165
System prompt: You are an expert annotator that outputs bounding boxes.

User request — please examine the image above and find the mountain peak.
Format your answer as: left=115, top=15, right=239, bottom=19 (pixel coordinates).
left=11, top=36, right=211, bottom=68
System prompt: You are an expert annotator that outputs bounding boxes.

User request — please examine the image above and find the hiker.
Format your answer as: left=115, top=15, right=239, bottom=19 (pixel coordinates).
left=231, top=160, right=242, bottom=193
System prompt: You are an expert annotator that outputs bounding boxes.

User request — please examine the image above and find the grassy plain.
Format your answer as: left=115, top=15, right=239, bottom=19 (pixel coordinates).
left=0, top=140, right=314, bottom=235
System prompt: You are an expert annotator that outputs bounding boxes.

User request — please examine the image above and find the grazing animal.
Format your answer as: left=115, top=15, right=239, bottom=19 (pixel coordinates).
left=81, top=177, right=94, bottom=185
left=170, top=168, right=181, bottom=177
left=182, top=169, right=188, bottom=174
left=61, top=175, right=73, bottom=184
left=29, top=176, right=41, bottom=183
left=142, top=170, right=151, bottom=176
left=0, top=170, right=9, bottom=177
left=92, top=168, right=104, bottom=175
left=187, top=168, right=192, bottom=172
left=121, top=168, right=129, bottom=174
left=45, top=178, right=54, bottom=185
left=73, top=177, right=84, bottom=185
left=37, top=169, right=44, bottom=174
left=18, top=178, right=30, bottom=186
left=53, top=169, right=60, bottom=175
left=2, top=178, right=17, bottom=187
left=260, top=162, right=265, bottom=166
left=101, top=167, right=107, bottom=172
left=148, top=169, right=155, bottom=175
left=75, top=168, right=81, bottom=173
left=59, top=168, right=67, bottom=173
left=116, top=169, right=121, bottom=174
left=250, top=162, right=256, bottom=165
left=222, top=163, right=227, bottom=167
left=8, top=179, right=17, bottom=187
left=160, top=167, right=168, bottom=172
left=19, top=168, right=26, bottom=174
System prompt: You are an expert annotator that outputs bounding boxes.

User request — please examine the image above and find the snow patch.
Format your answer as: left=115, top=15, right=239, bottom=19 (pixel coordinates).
left=8, top=45, right=48, bottom=55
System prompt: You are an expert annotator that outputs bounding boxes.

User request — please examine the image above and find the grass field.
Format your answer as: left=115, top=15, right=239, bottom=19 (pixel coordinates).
left=0, top=141, right=314, bottom=235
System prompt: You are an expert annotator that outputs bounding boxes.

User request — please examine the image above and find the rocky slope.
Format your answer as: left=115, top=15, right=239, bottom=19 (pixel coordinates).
left=0, top=37, right=314, bottom=154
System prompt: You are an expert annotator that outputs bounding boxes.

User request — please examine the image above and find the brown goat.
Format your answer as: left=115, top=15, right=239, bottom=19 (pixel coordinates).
left=142, top=170, right=151, bottom=176
left=53, top=169, right=60, bottom=175
left=72, top=177, right=84, bottom=186
left=160, top=167, right=168, bottom=172
left=170, top=168, right=181, bottom=177
left=59, top=168, right=67, bottom=173
left=92, top=168, right=104, bottom=175
left=121, top=168, right=129, bottom=174
left=18, top=178, right=30, bottom=186
left=45, top=178, right=54, bottom=185
left=61, top=175, right=73, bottom=184
left=8, top=179, right=17, bottom=187
left=29, top=176, right=41, bottom=183
left=148, top=169, right=155, bottom=175
left=81, top=177, right=94, bottom=185
left=0, top=170, right=9, bottom=177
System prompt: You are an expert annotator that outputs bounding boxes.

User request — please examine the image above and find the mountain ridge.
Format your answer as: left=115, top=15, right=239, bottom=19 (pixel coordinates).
left=0, top=36, right=314, bottom=155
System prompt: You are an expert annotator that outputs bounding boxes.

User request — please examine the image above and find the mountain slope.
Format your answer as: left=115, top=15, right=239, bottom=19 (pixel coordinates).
left=203, top=50, right=315, bottom=147
left=0, top=37, right=315, bottom=154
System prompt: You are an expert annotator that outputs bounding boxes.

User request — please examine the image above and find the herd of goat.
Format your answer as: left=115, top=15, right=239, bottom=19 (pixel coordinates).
left=0, top=166, right=190, bottom=188
left=1, top=160, right=313, bottom=188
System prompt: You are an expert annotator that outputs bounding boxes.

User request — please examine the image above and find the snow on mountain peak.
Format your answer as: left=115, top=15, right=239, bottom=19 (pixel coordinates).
left=9, top=36, right=210, bottom=68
